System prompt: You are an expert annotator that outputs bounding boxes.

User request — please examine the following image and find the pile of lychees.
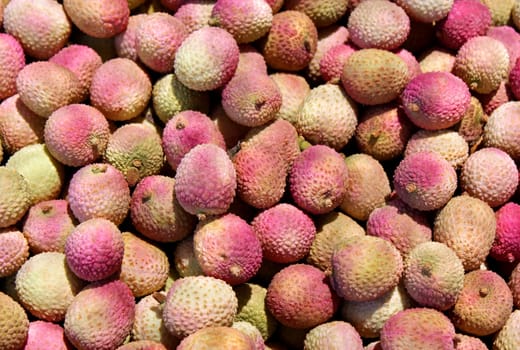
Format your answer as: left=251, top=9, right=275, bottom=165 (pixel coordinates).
left=2, top=0, right=520, bottom=349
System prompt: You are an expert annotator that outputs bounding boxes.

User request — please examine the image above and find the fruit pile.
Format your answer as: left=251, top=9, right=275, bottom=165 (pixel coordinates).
left=2, top=0, right=520, bottom=349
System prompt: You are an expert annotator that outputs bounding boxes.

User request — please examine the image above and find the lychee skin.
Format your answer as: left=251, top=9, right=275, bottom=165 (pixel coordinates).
left=460, top=147, right=518, bottom=208
left=64, top=279, right=135, bottom=350
left=289, top=145, right=349, bottom=215
left=174, top=143, right=237, bottom=217
left=194, top=213, right=263, bottom=285
left=0, top=33, right=25, bottom=100
left=3, top=0, right=71, bottom=59
left=44, top=104, right=110, bottom=167
left=49, top=44, right=103, bottom=101
left=266, top=264, right=340, bottom=329
left=24, top=321, right=70, bottom=350
left=261, top=10, right=318, bottom=72
left=64, top=218, right=124, bottom=282
left=174, top=26, right=240, bottom=91
left=401, top=71, right=471, bottom=130
left=130, top=175, right=196, bottom=243
left=490, top=202, right=520, bottom=263
left=251, top=203, right=316, bottom=264
left=22, top=199, right=76, bottom=254
left=436, top=0, right=492, bottom=50
left=67, top=163, right=131, bottom=225
left=393, top=151, right=457, bottom=211
left=62, top=0, right=130, bottom=39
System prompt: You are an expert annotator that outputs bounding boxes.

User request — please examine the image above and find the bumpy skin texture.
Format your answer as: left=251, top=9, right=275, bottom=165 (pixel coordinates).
left=481, top=0, right=515, bottom=25
left=67, top=163, right=131, bottom=225
left=234, top=283, right=278, bottom=340
left=174, top=0, right=214, bottom=34
left=0, top=34, right=24, bottom=100
left=210, top=0, right=272, bottom=43
left=355, top=104, right=413, bottom=161
left=0, top=94, right=45, bottom=155
left=177, top=326, right=255, bottom=350
left=380, top=308, right=456, bottom=350
left=455, top=96, right=487, bottom=147
left=367, top=198, right=432, bottom=257
left=296, top=84, right=358, bottom=151
left=25, top=321, right=70, bottom=350
left=64, top=218, right=123, bottom=281
left=174, top=26, right=239, bottom=91
left=63, top=0, right=129, bottom=38
left=289, top=145, right=348, bottom=215
left=331, top=235, right=403, bottom=302
left=114, top=14, right=148, bottom=61
left=6, top=143, right=65, bottom=205
left=269, top=72, right=310, bottom=125
left=44, top=104, right=110, bottom=167
left=117, top=341, right=168, bottom=350
left=132, top=295, right=179, bottom=349
left=163, top=111, right=225, bottom=171
left=16, top=61, right=82, bottom=118
left=90, top=58, right=152, bottom=121
left=306, top=24, right=349, bottom=83
left=451, top=270, right=513, bottom=336
left=175, top=143, right=236, bottom=217
left=104, top=123, right=164, bottom=187
left=453, top=36, right=510, bottom=94
left=0, top=228, right=29, bottom=278
left=418, top=47, right=456, bottom=73
left=434, top=195, right=496, bottom=271
left=319, top=44, right=356, bottom=83
left=284, top=0, right=348, bottom=27
left=64, top=280, right=135, bottom=350
left=119, top=232, right=170, bottom=297
left=403, top=242, right=464, bottom=311
left=340, top=153, right=391, bottom=221
left=22, top=200, right=75, bottom=254
left=49, top=44, right=103, bottom=101
left=393, top=151, right=457, bottom=211
left=461, top=147, right=518, bottom=207
left=193, top=213, right=262, bottom=285
left=490, top=202, right=520, bottom=262
left=488, top=26, right=520, bottom=69
left=341, top=49, right=409, bottom=106
left=261, top=10, right=318, bottom=72
left=347, top=0, right=410, bottom=50
left=401, top=72, right=471, bottom=130
left=152, top=74, right=211, bottom=124
left=484, top=101, right=520, bottom=161
left=174, top=236, right=203, bottom=277
left=135, top=13, right=188, bottom=73
left=252, top=203, right=316, bottom=264
left=130, top=175, right=196, bottom=243
left=476, top=80, right=512, bottom=116
left=405, top=130, right=469, bottom=169
left=303, top=321, right=363, bottom=350
left=163, top=276, right=238, bottom=339
left=266, top=264, right=339, bottom=329
left=232, top=321, right=264, bottom=350
left=510, top=264, right=520, bottom=309
left=509, top=47, right=520, bottom=99
left=395, top=0, right=453, bottom=22
left=494, top=310, right=520, bottom=350
left=453, top=334, right=488, bottom=350
left=307, top=211, right=365, bottom=272
left=436, top=0, right=492, bottom=50
left=0, top=167, right=31, bottom=228
left=235, top=45, right=269, bottom=77
left=15, top=252, right=84, bottom=322
left=222, top=72, right=282, bottom=127
left=0, top=292, right=29, bottom=350
left=342, top=284, right=413, bottom=339
left=3, top=0, right=70, bottom=59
